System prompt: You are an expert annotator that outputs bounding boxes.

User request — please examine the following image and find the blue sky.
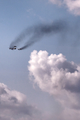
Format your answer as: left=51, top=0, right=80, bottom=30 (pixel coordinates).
left=1, top=0, right=80, bottom=120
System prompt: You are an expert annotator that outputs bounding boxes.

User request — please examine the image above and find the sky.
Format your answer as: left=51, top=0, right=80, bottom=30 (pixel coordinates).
left=1, top=0, right=80, bottom=120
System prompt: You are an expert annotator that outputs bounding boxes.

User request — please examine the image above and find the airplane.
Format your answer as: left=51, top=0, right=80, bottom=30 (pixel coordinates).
left=9, top=46, right=17, bottom=50
left=18, top=48, right=22, bottom=50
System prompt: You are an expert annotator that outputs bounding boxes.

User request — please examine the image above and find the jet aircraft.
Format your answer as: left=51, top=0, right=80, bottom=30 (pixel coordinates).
left=9, top=46, right=17, bottom=50
left=18, top=48, right=22, bottom=50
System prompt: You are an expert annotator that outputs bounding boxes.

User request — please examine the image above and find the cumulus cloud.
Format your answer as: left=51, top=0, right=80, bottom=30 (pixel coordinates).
left=49, top=0, right=80, bottom=15
left=0, top=83, right=40, bottom=120
left=28, top=50, right=80, bottom=119
left=28, top=50, right=80, bottom=94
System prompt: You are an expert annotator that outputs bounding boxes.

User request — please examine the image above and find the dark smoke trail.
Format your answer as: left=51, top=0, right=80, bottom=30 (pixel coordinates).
left=10, top=20, right=67, bottom=50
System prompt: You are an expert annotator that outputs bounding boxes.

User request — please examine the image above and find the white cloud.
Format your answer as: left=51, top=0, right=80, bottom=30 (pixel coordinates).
left=49, top=0, right=80, bottom=15
left=0, top=83, right=40, bottom=120
left=28, top=50, right=80, bottom=120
